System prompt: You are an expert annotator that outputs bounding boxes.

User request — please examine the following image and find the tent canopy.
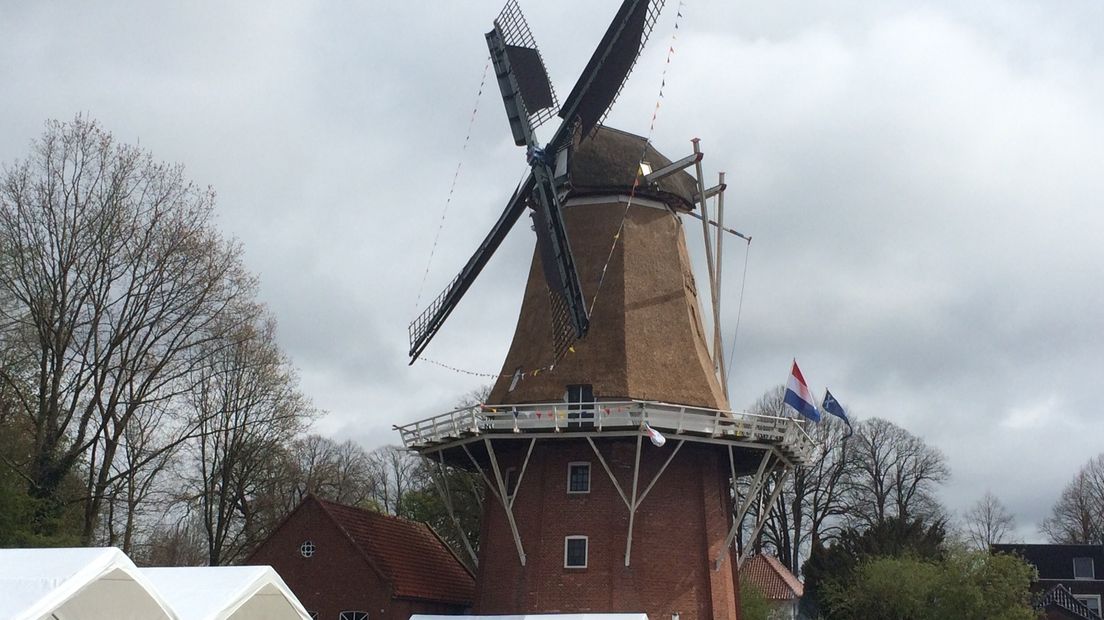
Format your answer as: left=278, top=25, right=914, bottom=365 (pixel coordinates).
left=0, top=547, right=176, bottom=620
left=140, top=565, right=310, bottom=620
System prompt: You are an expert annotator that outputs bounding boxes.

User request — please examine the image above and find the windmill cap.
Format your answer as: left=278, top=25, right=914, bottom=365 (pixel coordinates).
left=568, top=125, right=699, bottom=211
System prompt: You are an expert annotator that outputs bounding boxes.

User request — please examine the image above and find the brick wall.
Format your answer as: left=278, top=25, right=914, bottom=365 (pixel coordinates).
left=249, top=499, right=469, bottom=620
left=474, top=439, right=740, bottom=620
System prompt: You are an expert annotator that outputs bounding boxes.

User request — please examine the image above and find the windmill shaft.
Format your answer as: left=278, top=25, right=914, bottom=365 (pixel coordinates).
left=487, top=26, right=538, bottom=148
left=530, top=162, right=590, bottom=340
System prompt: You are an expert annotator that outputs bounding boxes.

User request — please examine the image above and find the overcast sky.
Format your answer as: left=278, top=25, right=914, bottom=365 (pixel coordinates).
left=2, top=1, right=1101, bottom=542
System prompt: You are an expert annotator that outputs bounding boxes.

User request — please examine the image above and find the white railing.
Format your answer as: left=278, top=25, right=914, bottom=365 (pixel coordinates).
left=395, top=400, right=816, bottom=464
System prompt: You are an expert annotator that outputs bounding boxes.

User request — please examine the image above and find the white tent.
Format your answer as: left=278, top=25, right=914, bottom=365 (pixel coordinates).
left=0, top=547, right=177, bottom=620
left=140, top=565, right=311, bottom=620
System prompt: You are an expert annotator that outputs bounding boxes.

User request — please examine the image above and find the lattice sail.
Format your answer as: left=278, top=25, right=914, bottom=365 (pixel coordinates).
left=493, top=0, right=560, bottom=131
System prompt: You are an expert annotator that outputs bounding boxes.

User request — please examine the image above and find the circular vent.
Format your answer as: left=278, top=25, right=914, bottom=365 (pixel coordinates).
left=300, top=540, right=316, bottom=558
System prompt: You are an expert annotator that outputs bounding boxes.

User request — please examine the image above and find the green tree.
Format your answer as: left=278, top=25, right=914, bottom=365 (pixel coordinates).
left=402, top=465, right=483, bottom=569
left=821, top=549, right=1037, bottom=620
left=737, top=579, right=772, bottom=620
left=802, top=517, right=945, bottom=618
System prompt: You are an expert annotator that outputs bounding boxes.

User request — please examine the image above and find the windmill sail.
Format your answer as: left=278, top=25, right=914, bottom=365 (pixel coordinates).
left=488, top=0, right=559, bottom=146
left=558, top=0, right=665, bottom=138
left=408, top=0, right=667, bottom=363
left=408, top=176, right=535, bottom=362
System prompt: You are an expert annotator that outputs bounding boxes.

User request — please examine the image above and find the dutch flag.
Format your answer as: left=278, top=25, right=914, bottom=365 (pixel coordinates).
left=784, top=360, right=821, bottom=422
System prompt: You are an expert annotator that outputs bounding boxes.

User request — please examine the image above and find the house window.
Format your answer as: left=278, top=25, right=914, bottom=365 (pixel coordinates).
left=568, top=462, right=590, bottom=494
left=1074, top=557, right=1095, bottom=579
left=339, top=612, right=368, bottom=620
left=566, top=384, right=594, bottom=429
left=299, top=540, right=315, bottom=558
left=565, top=536, right=588, bottom=568
left=1075, top=595, right=1101, bottom=615
left=508, top=367, right=523, bottom=392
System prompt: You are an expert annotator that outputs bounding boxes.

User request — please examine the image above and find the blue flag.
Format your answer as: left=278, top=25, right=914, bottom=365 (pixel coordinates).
left=823, top=388, right=853, bottom=438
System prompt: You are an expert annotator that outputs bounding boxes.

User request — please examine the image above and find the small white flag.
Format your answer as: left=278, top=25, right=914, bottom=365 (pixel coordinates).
left=643, top=422, right=666, bottom=447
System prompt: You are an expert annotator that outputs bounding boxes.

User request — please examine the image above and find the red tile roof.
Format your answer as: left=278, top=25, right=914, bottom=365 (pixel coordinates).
left=315, top=497, right=475, bottom=605
left=741, top=554, right=804, bottom=601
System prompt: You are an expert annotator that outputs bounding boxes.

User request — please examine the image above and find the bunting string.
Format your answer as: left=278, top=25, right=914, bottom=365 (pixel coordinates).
left=413, top=58, right=491, bottom=315
left=417, top=1, right=689, bottom=381
left=585, top=0, right=686, bottom=320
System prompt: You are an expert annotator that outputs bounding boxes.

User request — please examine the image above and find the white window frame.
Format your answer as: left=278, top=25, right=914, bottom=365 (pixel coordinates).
left=564, top=535, right=588, bottom=569
left=1073, top=557, right=1095, bottom=580
left=1075, top=594, right=1101, bottom=615
left=567, top=461, right=591, bottom=494
left=299, top=540, right=315, bottom=558
left=339, top=612, right=368, bottom=620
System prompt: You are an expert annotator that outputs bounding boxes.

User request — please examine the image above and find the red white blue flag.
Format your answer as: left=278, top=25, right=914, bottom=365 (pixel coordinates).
left=784, top=361, right=821, bottom=422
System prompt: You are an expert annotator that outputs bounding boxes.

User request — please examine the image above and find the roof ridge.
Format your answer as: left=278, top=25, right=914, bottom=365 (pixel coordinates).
left=315, top=497, right=423, bottom=525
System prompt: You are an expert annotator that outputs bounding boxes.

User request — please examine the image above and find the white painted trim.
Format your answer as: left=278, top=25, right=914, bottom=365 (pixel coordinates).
left=563, top=195, right=669, bottom=211
left=565, top=536, right=589, bottom=569
left=1075, top=594, right=1101, bottom=614
left=567, top=461, right=591, bottom=494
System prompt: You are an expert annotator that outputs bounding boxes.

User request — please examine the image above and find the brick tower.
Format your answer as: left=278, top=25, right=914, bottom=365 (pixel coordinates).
left=398, top=127, right=813, bottom=620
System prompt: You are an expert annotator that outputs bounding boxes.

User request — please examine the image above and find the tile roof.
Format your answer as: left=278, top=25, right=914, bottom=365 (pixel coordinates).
left=315, top=497, right=475, bottom=605
left=741, top=554, right=804, bottom=601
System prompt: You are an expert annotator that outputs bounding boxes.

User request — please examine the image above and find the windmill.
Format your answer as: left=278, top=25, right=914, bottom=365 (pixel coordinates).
left=408, top=0, right=665, bottom=364
left=396, top=3, right=816, bottom=619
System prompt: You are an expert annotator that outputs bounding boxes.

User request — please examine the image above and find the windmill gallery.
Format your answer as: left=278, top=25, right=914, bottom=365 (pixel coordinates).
left=397, top=1, right=814, bottom=619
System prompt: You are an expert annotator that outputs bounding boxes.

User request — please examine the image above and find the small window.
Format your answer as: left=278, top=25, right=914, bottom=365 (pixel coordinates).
left=565, top=536, right=588, bottom=568
left=508, top=367, right=523, bottom=392
left=568, top=462, right=590, bottom=494
left=339, top=612, right=368, bottom=620
left=299, top=540, right=315, bottom=558
left=1074, top=557, right=1095, bottom=579
left=1075, top=595, right=1101, bottom=615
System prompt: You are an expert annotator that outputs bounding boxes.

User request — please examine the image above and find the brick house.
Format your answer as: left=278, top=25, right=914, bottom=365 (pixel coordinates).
left=993, top=544, right=1104, bottom=619
left=248, top=495, right=474, bottom=620
left=740, top=554, right=804, bottom=620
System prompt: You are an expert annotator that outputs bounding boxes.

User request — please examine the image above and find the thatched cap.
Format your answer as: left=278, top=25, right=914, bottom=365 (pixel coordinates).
left=567, top=126, right=697, bottom=211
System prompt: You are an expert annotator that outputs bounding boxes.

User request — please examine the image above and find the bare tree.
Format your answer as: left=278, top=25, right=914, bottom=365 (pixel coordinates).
left=182, top=317, right=314, bottom=565
left=96, top=400, right=182, bottom=553
left=742, top=386, right=854, bottom=574
left=847, top=418, right=949, bottom=528
left=0, top=117, right=255, bottom=540
left=1041, top=454, right=1104, bottom=545
left=962, top=491, right=1016, bottom=550
left=137, top=515, right=207, bottom=567
left=368, top=445, right=423, bottom=516
left=279, top=434, right=378, bottom=512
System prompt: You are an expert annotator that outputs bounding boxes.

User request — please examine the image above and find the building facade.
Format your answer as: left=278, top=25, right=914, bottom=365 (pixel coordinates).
left=248, top=496, right=474, bottom=620
left=993, top=544, right=1104, bottom=619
